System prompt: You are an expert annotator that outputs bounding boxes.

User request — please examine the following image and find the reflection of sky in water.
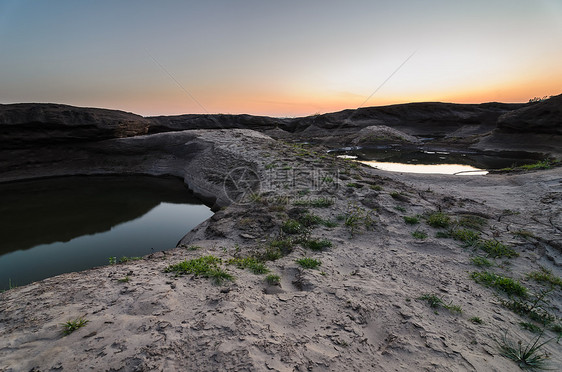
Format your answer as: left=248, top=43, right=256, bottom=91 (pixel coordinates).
left=358, top=160, right=488, bottom=175
left=0, top=202, right=212, bottom=290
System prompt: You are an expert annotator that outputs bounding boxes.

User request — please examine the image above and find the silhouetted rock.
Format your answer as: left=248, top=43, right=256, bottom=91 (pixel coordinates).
left=497, top=94, right=562, bottom=134
left=0, top=103, right=150, bottom=148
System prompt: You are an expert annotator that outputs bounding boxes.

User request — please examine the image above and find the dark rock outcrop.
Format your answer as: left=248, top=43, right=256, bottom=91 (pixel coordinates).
left=0, top=103, right=150, bottom=148
left=497, top=94, right=562, bottom=135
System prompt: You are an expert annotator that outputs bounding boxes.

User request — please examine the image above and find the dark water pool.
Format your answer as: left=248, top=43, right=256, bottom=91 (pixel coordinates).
left=330, top=147, right=545, bottom=175
left=0, top=176, right=213, bottom=290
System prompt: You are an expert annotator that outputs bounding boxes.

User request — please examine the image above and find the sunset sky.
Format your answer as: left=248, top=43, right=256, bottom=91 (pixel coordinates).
left=1, top=0, right=561, bottom=117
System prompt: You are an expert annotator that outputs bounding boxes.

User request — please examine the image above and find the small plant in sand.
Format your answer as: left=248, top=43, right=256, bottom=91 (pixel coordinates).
left=514, top=229, right=535, bottom=240
left=269, top=237, right=294, bottom=255
left=294, top=197, right=334, bottom=208
left=265, top=274, right=281, bottom=286
left=478, top=239, right=518, bottom=258
left=61, top=317, right=89, bottom=336
left=228, top=257, right=269, bottom=275
left=403, top=215, right=420, bottom=225
left=164, top=256, right=233, bottom=285
left=527, top=267, right=562, bottom=288
left=412, top=230, right=428, bottom=240
left=456, top=215, right=487, bottom=230
left=296, top=257, right=321, bottom=269
left=470, top=271, right=527, bottom=297
left=344, top=204, right=376, bottom=236
left=450, top=229, right=481, bottom=247
left=498, top=332, right=551, bottom=370
left=117, top=276, right=130, bottom=283
left=471, top=256, right=493, bottom=268
left=302, top=238, right=332, bottom=251
left=390, top=191, right=409, bottom=202
left=418, top=294, right=462, bottom=314
left=370, top=184, right=383, bottom=191
left=346, top=182, right=363, bottom=188
left=426, top=212, right=450, bottom=228
left=281, top=219, right=305, bottom=234
left=519, top=322, right=542, bottom=334
left=469, top=316, right=483, bottom=324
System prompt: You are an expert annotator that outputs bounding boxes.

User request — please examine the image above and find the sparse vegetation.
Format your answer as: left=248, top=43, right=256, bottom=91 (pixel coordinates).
left=527, top=267, right=562, bottom=288
left=412, top=230, right=428, bottom=240
left=479, top=239, right=518, bottom=258
left=456, top=215, right=487, bottom=230
left=499, top=159, right=560, bottom=172
left=390, top=191, right=409, bottom=202
left=294, top=197, right=334, bottom=208
left=403, top=216, right=420, bottom=225
left=498, top=332, right=551, bottom=370
left=282, top=219, right=305, bottom=234
left=302, top=238, right=332, bottom=251
left=265, top=274, right=281, bottom=286
left=269, top=238, right=294, bottom=255
left=346, top=182, right=363, bottom=188
left=370, top=185, right=383, bottom=191
left=520, top=322, right=542, bottom=334
left=450, top=229, right=480, bottom=246
left=296, top=257, right=321, bottom=269
left=228, top=257, right=269, bottom=274
left=117, top=276, right=130, bottom=283
left=344, top=204, right=377, bottom=236
left=469, top=316, right=483, bottom=324
left=471, top=256, right=493, bottom=267
left=164, top=256, right=233, bottom=284
left=108, top=256, right=143, bottom=265
left=418, top=293, right=462, bottom=314
left=514, top=230, right=535, bottom=240
left=427, top=212, right=450, bottom=228
left=61, top=317, right=89, bottom=336
left=471, top=271, right=527, bottom=297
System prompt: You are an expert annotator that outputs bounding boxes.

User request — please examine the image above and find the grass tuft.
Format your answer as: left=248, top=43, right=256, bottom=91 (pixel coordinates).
left=403, top=216, right=420, bottom=225
left=527, top=267, right=562, bottom=288
left=479, top=239, right=518, bottom=258
left=164, top=256, right=233, bottom=284
left=412, top=230, right=428, bottom=240
left=471, top=271, right=527, bottom=297
left=228, top=257, right=269, bottom=274
left=498, top=333, right=551, bottom=370
left=296, top=257, right=321, bottom=269
left=427, top=212, right=451, bottom=228
left=302, top=238, right=332, bottom=251
left=418, top=293, right=462, bottom=314
left=265, top=274, right=281, bottom=286
left=61, top=317, right=89, bottom=336
left=471, top=256, right=493, bottom=267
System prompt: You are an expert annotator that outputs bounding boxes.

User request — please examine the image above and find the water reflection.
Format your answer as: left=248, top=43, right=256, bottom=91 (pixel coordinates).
left=358, top=160, right=488, bottom=175
left=0, top=176, right=213, bottom=290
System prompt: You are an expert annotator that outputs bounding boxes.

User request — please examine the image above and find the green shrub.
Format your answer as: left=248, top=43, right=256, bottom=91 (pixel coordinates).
left=451, top=229, right=480, bottom=246
left=412, top=231, right=428, bottom=240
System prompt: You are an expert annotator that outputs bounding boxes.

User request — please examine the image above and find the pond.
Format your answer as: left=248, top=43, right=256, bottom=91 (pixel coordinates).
left=0, top=176, right=213, bottom=290
left=330, top=147, right=545, bottom=175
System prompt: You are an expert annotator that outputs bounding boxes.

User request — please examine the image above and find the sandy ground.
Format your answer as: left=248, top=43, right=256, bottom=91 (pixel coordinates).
left=1, top=138, right=561, bottom=372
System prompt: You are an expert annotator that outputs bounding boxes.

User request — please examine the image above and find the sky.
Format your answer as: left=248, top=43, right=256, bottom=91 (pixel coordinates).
left=1, top=0, right=561, bottom=117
